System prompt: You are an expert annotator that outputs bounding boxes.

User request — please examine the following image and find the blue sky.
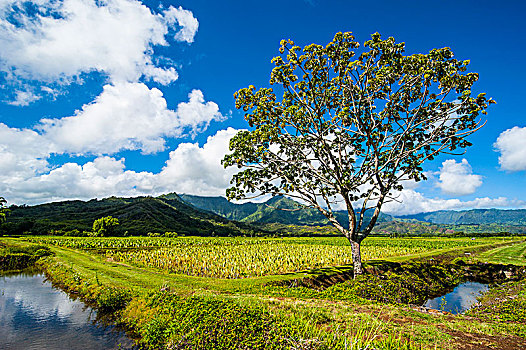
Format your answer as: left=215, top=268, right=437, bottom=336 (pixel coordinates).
left=0, top=0, right=524, bottom=215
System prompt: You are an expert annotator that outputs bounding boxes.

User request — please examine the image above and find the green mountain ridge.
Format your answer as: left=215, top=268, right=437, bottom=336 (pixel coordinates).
left=1, top=195, right=255, bottom=236
left=401, top=209, right=526, bottom=225
left=179, top=194, right=393, bottom=227
left=3, top=193, right=525, bottom=237
left=179, top=194, right=526, bottom=235
left=176, top=194, right=258, bottom=221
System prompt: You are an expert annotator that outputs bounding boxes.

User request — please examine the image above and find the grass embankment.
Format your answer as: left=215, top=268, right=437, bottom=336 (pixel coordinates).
left=38, top=246, right=418, bottom=349
left=0, top=239, right=53, bottom=271
left=25, top=236, right=514, bottom=280
left=3, top=236, right=525, bottom=349
left=475, top=241, right=526, bottom=265
left=462, top=241, right=526, bottom=339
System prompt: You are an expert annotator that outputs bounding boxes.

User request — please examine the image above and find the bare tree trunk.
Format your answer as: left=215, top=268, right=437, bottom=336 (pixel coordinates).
left=350, top=240, right=363, bottom=277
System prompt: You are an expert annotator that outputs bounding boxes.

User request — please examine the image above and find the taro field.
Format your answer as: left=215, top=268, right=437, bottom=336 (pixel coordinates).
left=27, top=236, right=510, bottom=279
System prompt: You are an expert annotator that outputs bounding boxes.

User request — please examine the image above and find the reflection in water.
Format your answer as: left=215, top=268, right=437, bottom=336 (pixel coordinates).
left=0, top=272, right=135, bottom=350
left=424, top=281, right=489, bottom=314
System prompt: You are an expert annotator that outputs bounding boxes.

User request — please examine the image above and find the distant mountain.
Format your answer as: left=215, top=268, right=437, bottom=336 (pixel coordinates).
left=177, top=194, right=259, bottom=221
left=242, top=196, right=347, bottom=225
left=1, top=195, right=255, bottom=236
left=400, top=209, right=526, bottom=225
left=371, top=220, right=526, bottom=236
left=5, top=192, right=524, bottom=237
left=179, top=194, right=393, bottom=226
left=179, top=194, right=526, bottom=233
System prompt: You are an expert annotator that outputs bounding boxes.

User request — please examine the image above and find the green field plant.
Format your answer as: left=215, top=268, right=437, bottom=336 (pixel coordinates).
left=27, top=236, right=507, bottom=278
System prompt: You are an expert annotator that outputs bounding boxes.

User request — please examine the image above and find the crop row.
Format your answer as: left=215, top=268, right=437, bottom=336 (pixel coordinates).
left=25, top=236, right=501, bottom=250
left=25, top=236, right=507, bottom=279
left=104, top=237, right=504, bottom=279
left=105, top=243, right=425, bottom=278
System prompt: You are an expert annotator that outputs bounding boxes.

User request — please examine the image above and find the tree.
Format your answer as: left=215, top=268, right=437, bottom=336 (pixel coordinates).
left=222, top=32, right=494, bottom=276
left=92, top=216, right=119, bottom=237
left=0, top=197, right=8, bottom=223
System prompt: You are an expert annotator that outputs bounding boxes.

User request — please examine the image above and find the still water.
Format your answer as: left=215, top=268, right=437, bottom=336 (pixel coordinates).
left=424, top=281, right=489, bottom=314
left=0, top=271, right=136, bottom=350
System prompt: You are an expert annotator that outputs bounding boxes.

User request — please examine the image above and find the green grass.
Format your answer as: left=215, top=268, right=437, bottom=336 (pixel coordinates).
left=0, top=238, right=53, bottom=271
left=24, top=236, right=515, bottom=279
left=3, top=235, right=526, bottom=349
left=8, top=236, right=521, bottom=293
left=44, top=245, right=284, bottom=293
left=475, top=241, right=526, bottom=265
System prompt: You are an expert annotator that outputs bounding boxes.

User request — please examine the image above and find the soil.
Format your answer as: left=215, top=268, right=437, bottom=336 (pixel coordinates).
left=447, top=330, right=526, bottom=350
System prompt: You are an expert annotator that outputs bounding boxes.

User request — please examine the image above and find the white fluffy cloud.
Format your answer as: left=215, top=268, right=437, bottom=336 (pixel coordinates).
left=163, top=6, right=199, bottom=43
left=7, top=90, right=41, bottom=106
left=0, top=1, right=221, bottom=168
left=2, top=124, right=523, bottom=214
left=158, top=127, right=240, bottom=195
left=174, top=90, right=227, bottom=137
left=326, top=168, right=509, bottom=216
left=2, top=128, right=241, bottom=204
left=38, top=83, right=223, bottom=155
left=0, top=0, right=235, bottom=205
left=15, top=157, right=157, bottom=202
left=0, top=126, right=48, bottom=187
left=0, top=85, right=223, bottom=193
left=494, top=126, right=526, bottom=171
left=0, top=0, right=198, bottom=89
left=436, top=159, right=482, bottom=195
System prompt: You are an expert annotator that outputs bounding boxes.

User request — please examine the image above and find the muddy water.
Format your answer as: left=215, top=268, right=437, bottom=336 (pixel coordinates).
left=0, top=271, right=136, bottom=350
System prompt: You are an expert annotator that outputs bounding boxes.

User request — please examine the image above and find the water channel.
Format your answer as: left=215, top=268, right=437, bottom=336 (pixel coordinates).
left=0, top=271, right=136, bottom=350
left=0, top=269, right=492, bottom=348
left=423, top=281, right=489, bottom=314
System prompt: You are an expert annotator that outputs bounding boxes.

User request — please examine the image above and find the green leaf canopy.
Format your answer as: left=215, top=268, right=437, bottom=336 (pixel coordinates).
left=223, top=32, right=494, bottom=272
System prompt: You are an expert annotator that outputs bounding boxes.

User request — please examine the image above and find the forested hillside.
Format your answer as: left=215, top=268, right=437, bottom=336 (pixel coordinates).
left=181, top=194, right=526, bottom=235
left=3, top=194, right=526, bottom=237
left=180, top=194, right=393, bottom=226
left=1, top=195, right=255, bottom=236
left=401, top=209, right=526, bottom=225
left=178, top=194, right=259, bottom=221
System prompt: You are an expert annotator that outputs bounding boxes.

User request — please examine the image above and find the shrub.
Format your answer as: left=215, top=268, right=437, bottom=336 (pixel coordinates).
left=34, top=248, right=52, bottom=258
left=97, top=287, right=132, bottom=312
left=0, top=253, right=34, bottom=270
left=64, top=229, right=83, bottom=237
left=92, top=216, right=119, bottom=237
left=129, top=293, right=311, bottom=349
